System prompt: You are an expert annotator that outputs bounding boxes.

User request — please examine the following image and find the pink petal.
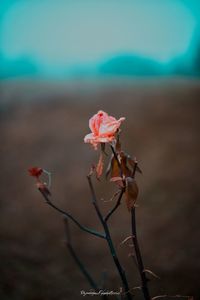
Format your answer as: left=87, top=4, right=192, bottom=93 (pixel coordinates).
left=84, top=133, right=95, bottom=143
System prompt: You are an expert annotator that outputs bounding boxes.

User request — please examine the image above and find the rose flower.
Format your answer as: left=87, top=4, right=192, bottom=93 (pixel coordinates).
left=84, top=110, right=125, bottom=149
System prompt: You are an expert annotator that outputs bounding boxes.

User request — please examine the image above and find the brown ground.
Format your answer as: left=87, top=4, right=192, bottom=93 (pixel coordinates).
left=0, top=78, right=200, bottom=300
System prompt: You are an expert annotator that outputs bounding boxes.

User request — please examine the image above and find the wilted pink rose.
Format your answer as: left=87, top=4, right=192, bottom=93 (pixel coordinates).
left=84, top=110, right=125, bottom=149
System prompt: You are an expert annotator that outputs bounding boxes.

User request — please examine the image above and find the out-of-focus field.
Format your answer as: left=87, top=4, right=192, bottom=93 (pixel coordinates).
left=0, top=79, right=200, bottom=300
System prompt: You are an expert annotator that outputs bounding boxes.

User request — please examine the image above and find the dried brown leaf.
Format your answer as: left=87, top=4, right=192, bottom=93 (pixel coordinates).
left=110, top=156, right=121, bottom=179
left=120, top=151, right=132, bottom=177
left=125, top=177, right=139, bottom=211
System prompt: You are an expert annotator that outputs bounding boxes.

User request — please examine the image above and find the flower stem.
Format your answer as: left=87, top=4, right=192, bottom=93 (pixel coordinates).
left=38, top=188, right=106, bottom=239
left=131, top=208, right=151, bottom=300
left=64, top=217, right=98, bottom=289
left=103, top=144, right=126, bottom=223
left=110, top=145, right=123, bottom=179
left=63, top=217, right=109, bottom=300
left=87, top=175, right=133, bottom=300
left=104, top=187, right=125, bottom=222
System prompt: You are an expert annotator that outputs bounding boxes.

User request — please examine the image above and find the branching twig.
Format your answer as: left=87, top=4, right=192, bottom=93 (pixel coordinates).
left=38, top=188, right=106, bottom=239
left=104, top=145, right=126, bottom=223
left=102, top=190, right=121, bottom=203
left=104, top=188, right=125, bottom=222
left=110, top=145, right=150, bottom=300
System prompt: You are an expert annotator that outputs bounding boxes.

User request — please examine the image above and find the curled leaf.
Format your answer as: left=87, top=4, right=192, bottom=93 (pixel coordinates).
left=125, top=177, right=139, bottom=211
left=110, top=156, right=121, bottom=179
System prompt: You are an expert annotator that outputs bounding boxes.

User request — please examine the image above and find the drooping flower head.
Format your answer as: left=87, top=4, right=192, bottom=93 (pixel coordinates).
left=84, top=110, right=125, bottom=149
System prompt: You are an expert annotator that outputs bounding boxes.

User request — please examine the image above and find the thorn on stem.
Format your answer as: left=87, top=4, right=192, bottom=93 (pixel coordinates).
left=120, top=235, right=135, bottom=245
left=143, top=269, right=160, bottom=280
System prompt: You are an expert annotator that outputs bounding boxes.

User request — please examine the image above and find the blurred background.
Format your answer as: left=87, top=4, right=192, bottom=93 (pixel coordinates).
left=0, top=0, right=200, bottom=299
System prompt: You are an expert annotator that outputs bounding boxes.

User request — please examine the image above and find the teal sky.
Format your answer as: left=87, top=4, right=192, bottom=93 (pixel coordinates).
left=0, top=0, right=200, bottom=77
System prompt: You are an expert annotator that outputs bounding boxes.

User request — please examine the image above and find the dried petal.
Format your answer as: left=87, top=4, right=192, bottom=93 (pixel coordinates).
left=28, top=167, right=43, bottom=178
left=96, top=152, right=104, bottom=179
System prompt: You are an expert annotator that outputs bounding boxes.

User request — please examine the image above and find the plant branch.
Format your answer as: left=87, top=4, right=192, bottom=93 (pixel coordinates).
left=110, top=144, right=123, bottom=178
left=38, top=188, right=106, bottom=239
left=87, top=175, right=133, bottom=300
left=103, top=144, right=126, bottom=223
left=104, top=188, right=125, bottom=222
left=63, top=217, right=109, bottom=300
left=131, top=159, right=138, bottom=178
left=131, top=208, right=150, bottom=300
left=63, top=217, right=98, bottom=290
